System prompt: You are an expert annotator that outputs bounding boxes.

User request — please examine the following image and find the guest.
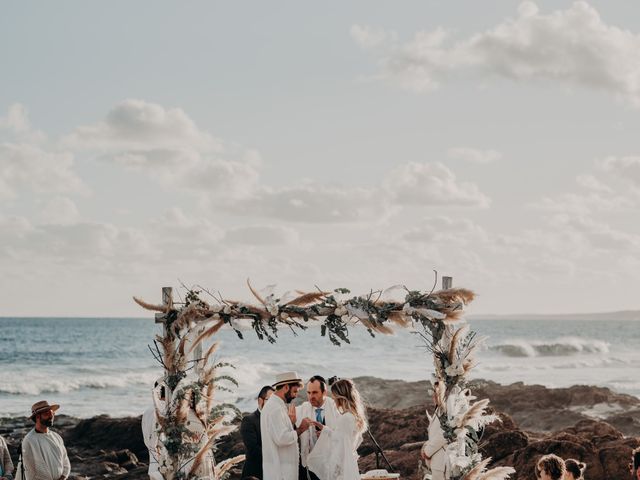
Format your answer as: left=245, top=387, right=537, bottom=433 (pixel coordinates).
left=261, top=372, right=315, bottom=480
left=296, top=375, right=339, bottom=480
left=535, top=454, right=566, bottom=480
left=563, top=459, right=585, bottom=480
left=0, top=434, right=14, bottom=480
left=22, top=400, right=71, bottom=480
left=306, top=378, right=367, bottom=480
left=240, top=385, right=274, bottom=479
left=141, top=380, right=166, bottom=480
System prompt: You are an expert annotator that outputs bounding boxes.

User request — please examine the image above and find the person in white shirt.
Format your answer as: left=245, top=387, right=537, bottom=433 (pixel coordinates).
left=260, top=372, right=318, bottom=480
left=296, top=375, right=339, bottom=480
left=21, top=400, right=70, bottom=480
left=307, top=378, right=367, bottom=480
left=141, top=380, right=166, bottom=480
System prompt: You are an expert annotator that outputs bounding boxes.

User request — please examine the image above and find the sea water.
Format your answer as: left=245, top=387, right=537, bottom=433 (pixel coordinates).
left=0, top=317, right=638, bottom=418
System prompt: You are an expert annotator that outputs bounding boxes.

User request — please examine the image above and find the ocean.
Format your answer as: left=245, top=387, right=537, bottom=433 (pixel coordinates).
left=0, top=317, right=638, bottom=418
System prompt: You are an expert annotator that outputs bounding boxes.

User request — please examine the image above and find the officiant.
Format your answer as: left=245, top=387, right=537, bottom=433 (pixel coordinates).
left=296, top=375, right=339, bottom=480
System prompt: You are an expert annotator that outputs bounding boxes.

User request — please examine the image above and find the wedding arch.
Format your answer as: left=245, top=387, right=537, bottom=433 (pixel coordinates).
left=134, top=276, right=515, bottom=480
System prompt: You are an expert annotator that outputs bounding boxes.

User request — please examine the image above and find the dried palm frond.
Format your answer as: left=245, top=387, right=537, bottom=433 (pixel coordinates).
left=188, top=432, right=219, bottom=477
left=448, top=325, right=470, bottom=364
left=187, top=320, right=225, bottom=356
left=462, top=458, right=492, bottom=480
left=285, top=291, right=328, bottom=306
left=215, top=455, right=246, bottom=478
left=388, top=310, right=410, bottom=327
left=477, top=466, right=515, bottom=480
left=459, top=399, right=490, bottom=428
left=202, top=341, right=220, bottom=366
left=436, top=288, right=475, bottom=306
left=246, top=278, right=266, bottom=306
left=133, top=296, right=168, bottom=312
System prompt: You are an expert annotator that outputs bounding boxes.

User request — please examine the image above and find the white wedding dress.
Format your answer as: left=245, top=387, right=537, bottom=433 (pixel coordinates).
left=307, top=412, right=362, bottom=480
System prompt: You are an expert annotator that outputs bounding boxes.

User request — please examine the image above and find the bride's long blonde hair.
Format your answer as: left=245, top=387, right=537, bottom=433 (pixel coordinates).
left=330, top=378, right=367, bottom=432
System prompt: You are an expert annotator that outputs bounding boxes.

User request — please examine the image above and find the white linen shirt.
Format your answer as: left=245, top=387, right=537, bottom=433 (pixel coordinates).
left=260, top=394, right=299, bottom=480
left=22, top=428, right=70, bottom=480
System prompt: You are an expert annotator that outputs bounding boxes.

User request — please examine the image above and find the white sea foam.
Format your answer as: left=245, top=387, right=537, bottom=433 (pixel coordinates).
left=0, top=370, right=160, bottom=395
left=488, top=337, right=610, bottom=357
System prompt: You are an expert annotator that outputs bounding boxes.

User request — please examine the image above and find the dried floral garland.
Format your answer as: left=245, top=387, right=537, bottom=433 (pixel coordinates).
left=135, top=280, right=513, bottom=480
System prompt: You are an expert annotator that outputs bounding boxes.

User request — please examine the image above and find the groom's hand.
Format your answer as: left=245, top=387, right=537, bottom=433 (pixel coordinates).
left=288, top=404, right=297, bottom=425
left=296, top=417, right=312, bottom=435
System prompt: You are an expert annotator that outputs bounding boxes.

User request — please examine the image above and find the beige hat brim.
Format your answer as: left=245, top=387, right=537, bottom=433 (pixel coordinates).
left=31, top=404, right=60, bottom=419
left=272, top=378, right=302, bottom=388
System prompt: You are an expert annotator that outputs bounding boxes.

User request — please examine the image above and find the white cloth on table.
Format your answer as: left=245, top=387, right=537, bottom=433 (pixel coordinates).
left=306, top=411, right=362, bottom=480
left=296, top=397, right=339, bottom=468
left=260, top=394, right=299, bottom=480
left=21, top=428, right=70, bottom=480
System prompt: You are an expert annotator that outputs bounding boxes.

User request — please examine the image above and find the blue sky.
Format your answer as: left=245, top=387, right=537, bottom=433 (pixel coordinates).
left=2, top=1, right=640, bottom=316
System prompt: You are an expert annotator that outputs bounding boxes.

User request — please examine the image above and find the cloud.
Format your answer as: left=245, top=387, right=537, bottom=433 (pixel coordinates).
left=0, top=103, right=31, bottom=133
left=40, top=196, right=81, bottom=225
left=383, top=162, right=490, bottom=207
left=599, top=156, right=640, bottom=186
left=401, top=216, right=488, bottom=244
left=65, top=99, right=260, bottom=200
left=351, top=24, right=396, bottom=49
left=64, top=99, right=219, bottom=151
left=223, top=225, right=300, bottom=246
left=0, top=143, right=89, bottom=199
left=551, top=214, right=640, bottom=252
left=355, top=2, right=640, bottom=104
left=447, top=147, right=502, bottom=164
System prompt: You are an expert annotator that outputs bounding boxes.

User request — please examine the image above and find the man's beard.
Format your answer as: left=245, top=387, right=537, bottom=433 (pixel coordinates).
left=284, top=391, right=294, bottom=404
left=42, top=417, right=54, bottom=427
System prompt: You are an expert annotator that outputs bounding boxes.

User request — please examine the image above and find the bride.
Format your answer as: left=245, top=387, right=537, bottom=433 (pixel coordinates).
left=307, top=378, right=367, bottom=480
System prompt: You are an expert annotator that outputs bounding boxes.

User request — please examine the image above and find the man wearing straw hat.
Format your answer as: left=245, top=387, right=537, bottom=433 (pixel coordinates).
left=21, top=400, right=70, bottom=480
left=260, top=372, right=318, bottom=480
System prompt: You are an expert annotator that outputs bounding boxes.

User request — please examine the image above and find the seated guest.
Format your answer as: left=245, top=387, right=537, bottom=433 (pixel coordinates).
left=563, top=459, right=585, bottom=480
left=535, top=454, right=565, bottom=480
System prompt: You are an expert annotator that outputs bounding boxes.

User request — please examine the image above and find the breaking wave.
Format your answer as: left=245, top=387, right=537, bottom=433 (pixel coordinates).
left=489, top=337, right=610, bottom=357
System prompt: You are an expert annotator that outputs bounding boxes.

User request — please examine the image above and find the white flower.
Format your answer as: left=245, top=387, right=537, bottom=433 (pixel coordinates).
left=212, top=313, right=220, bottom=320
left=267, top=304, right=279, bottom=316
left=445, top=363, right=464, bottom=377
left=402, top=302, right=414, bottom=314
left=335, top=306, right=347, bottom=316
left=223, top=305, right=231, bottom=314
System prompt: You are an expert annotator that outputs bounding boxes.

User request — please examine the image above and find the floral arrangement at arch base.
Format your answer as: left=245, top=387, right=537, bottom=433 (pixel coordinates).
left=135, top=279, right=514, bottom=480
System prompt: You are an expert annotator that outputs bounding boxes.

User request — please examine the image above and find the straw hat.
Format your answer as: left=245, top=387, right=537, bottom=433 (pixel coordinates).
left=30, top=400, right=60, bottom=420
left=272, top=371, right=302, bottom=388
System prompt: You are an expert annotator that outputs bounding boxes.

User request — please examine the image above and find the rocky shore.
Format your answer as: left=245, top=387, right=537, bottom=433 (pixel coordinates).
left=1, top=377, right=638, bottom=479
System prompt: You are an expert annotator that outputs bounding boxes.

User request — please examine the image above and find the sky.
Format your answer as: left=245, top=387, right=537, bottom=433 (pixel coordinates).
left=2, top=1, right=640, bottom=316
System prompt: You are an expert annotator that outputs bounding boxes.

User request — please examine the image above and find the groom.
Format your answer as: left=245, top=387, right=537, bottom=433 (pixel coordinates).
left=261, top=372, right=315, bottom=480
left=296, top=375, right=339, bottom=480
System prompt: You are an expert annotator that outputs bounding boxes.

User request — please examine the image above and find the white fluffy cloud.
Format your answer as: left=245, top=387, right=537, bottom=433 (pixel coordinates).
left=384, top=162, right=490, bottom=207
left=354, top=2, right=640, bottom=104
left=0, top=143, right=88, bottom=199
left=64, top=99, right=219, bottom=151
